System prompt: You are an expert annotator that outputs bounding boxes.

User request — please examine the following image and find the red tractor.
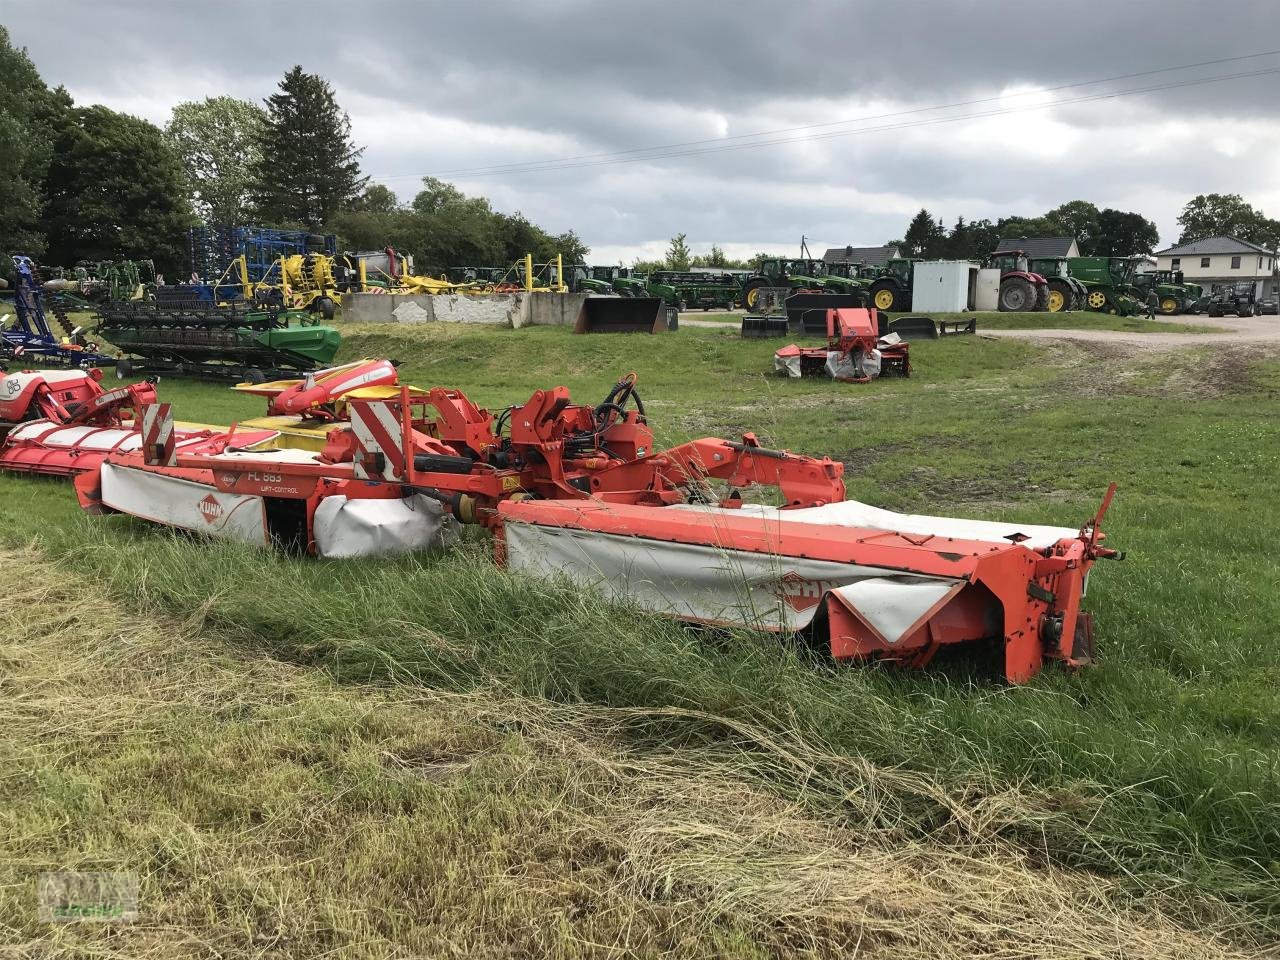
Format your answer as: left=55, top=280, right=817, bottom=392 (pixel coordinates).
left=987, top=249, right=1050, bottom=312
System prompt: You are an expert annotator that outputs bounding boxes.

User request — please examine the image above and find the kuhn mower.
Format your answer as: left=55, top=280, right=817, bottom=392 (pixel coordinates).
left=71, top=363, right=1120, bottom=682
left=0, top=365, right=278, bottom=478
left=774, top=307, right=911, bottom=382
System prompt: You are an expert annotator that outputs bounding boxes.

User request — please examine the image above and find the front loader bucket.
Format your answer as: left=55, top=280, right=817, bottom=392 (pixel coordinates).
left=574, top=297, right=669, bottom=334
left=786, top=294, right=864, bottom=336
left=887, top=316, right=939, bottom=340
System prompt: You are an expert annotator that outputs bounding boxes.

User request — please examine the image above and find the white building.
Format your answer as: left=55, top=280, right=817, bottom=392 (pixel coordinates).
left=1153, top=236, right=1278, bottom=297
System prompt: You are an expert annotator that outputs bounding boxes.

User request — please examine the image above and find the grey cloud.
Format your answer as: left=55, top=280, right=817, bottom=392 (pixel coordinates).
left=8, top=0, right=1280, bottom=257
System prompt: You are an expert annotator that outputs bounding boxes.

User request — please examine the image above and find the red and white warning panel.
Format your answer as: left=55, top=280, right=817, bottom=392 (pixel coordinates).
left=348, top=399, right=407, bottom=481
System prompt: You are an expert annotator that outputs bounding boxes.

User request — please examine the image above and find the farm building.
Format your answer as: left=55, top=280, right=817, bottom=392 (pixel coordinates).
left=1154, top=235, right=1279, bottom=297
left=823, top=244, right=901, bottom=266
left=994, top=236, right=1080, bottom=258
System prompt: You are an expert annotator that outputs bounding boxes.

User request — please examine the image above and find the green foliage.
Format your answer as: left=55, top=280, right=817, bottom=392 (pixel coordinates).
left=251, top=66, right=367, bottom=229
left=902, top=208, right=947, bottom=257
left=666, top=232, right=692, bottom=270
left=901, top=202, right=1160, bottom=261
left=328, top=177, right=582, bottom=274
left=1177, top=193, right=1280, bottom=250
left=0, top=26, right=66, bottom=253
left=41, top=105, right=193, bottom=275
left=1096, top=208, right=1160, bottom=257
left=166, top=96, right=266, bottom=225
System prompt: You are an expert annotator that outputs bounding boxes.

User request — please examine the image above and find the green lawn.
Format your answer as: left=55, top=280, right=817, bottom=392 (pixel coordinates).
left=3, top=322, right=1279, bottom=953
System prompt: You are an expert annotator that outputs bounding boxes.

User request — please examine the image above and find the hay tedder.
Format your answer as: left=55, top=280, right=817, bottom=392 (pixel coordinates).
left=2, top=358, right=1121, bottom=683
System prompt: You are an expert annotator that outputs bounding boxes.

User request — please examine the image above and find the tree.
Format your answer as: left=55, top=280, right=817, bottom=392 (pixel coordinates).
left=251, top=66, right=366, bottom=228
left=552, top=229, right=590, bottom=265
left=666, top=232, right=691, bottom=270
left=1095, top=209, right=1160, bottom=257
left=41, top=105, right=193, bottom=274
left=166, top=97, right=266, bottom=225
left=1177, top=194, right=1280, bottom=250
left=353, top=183, right=400, bottom=214
left=902, top=208, right=946, bottom=257
left=0, top=26, right=66, bottom=253
left=1041, top=200, right=1101, bottom=255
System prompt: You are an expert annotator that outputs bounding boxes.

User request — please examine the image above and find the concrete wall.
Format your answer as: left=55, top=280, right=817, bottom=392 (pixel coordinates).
left=340, top=291, right=590, bottom=328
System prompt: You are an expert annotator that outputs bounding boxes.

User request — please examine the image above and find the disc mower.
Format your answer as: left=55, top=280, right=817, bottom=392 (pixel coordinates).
left=774, top=308, right=911, bottom=382
left=70, top=362, right=1120, bottom=682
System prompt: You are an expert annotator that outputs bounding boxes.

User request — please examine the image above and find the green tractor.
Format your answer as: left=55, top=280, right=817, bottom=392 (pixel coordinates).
left=1130, top=269, right=1196, bottom=315
left=866, top=258, right=920, bottom=312
left=740, top=258, right=832, bottom=310
left=1027, top=257, right=1087, bottom=312
left=611, top=268, right=649, bottom=298
left=1066, top=256, right=1146, bottom=316
left=567, top=265, right=620, bottom=295
left=820, top=261, right=874, bottom=298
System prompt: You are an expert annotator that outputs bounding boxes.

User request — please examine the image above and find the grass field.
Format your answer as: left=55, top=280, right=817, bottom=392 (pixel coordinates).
left=3, top=322, right=1279, bottom=956
left=687, top=309, right=1225, bottom=333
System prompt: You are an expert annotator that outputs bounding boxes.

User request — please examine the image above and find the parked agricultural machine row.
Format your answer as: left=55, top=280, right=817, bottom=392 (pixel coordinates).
left=547, top=250, right=1220, bottom=318
left=0, top=356, right=1119, bottom=683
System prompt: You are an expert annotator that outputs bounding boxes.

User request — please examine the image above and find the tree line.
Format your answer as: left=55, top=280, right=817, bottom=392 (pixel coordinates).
left=891, top=194, right=1280, bottom=263
left=0, top=28, right=586, bottom=276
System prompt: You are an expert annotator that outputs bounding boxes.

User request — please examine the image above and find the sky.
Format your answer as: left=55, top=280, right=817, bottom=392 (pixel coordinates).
left=7, top=0, right=1280, bottom=264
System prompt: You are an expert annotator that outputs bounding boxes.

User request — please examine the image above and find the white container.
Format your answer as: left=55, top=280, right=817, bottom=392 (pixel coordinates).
left=911, top=261, right=979, bottom=312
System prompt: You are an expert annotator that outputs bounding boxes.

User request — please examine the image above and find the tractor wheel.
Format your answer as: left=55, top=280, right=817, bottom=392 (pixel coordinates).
left=1085, top=289, right=1109, bottom=312
left=115, top=358, right=134, bottom=380
left=1046, top=282, right=1069, bottom=313
left=245, top=368, right=266, bottom=385
left=998, top=277, right=1036, bottom=312
left=1159, top=296, right=1180, bottom=315
left=1035, top=284, right=1049, bottom=311
left=743, top=280, right=765, bottom=311
left=869, top=280, right=901, bottom=312
left=317, top=296, right=336, bottom=320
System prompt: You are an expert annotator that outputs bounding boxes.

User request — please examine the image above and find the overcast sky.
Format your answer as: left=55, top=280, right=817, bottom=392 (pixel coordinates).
left=8, top=0, right=1280, bottom=263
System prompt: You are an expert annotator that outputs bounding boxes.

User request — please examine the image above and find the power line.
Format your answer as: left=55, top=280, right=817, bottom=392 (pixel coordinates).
left=372, top=49, right=1280, bottom=182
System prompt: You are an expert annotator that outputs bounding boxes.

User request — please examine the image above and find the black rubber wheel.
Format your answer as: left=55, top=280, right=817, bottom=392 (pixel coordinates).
left=999, top=277, right=1036, bottom=312
left=1035, top=283, right=1050, bottom=311
left=115, top=358, right=134, bottom=380
left=245, top=368, right=266, bottom=384
left=869, top=279, right=902, bottom=312
left=742, top=279, right=766, bottom=310
left=1046, top=280, right=1071, bottom=313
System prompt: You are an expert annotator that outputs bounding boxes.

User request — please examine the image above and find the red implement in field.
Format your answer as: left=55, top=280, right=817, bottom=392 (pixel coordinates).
left=76, top=370, right=1120, bottom=682
left=774, top=307, right=911, bottom=382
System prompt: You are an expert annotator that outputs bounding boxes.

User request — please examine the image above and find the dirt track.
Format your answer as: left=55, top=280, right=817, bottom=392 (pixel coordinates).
left=984, top=313, right=1279, bottom=349
left=682, top=311, right=1280, bottom=350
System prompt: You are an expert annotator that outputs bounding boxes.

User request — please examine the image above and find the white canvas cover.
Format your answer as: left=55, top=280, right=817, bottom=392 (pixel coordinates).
left=503, top=521, right=962, bottom=643
left=313, top=494, right=459, bottom=558
left=9, top=422, right=219, bottom=453
left=99, top=463, right=269, bottom=545
left=682, top=500, right=1079, bottom=552
left=774, top=352, right=801, bottom=378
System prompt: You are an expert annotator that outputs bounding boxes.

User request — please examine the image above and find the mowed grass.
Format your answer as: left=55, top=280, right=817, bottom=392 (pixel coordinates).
left=5, top=549, right=1264, bottom=958
left=3, top=322, right=1280, bottom=948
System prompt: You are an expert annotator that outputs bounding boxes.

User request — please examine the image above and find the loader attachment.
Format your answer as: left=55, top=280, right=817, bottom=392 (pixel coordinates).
left=574, top=297, right=669, bottom=334
left=786, top=293, right=864, bottom=335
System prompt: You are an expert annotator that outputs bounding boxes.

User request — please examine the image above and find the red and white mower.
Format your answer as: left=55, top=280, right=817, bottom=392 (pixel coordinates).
left=774, top=307, right=911, bottom=382
left=70, top=363, right=1120, bottom=682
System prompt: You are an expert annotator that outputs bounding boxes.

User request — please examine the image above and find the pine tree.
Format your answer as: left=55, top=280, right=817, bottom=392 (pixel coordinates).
left=666, top=232, right=691, bottom=270
left=251, top=66, right=367, bottom=228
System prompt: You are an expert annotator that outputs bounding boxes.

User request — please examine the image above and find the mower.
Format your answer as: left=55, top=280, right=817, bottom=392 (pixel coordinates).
left=64, top=359, right=1118, bottom=683
left=774, top=308, right=911, bottom=382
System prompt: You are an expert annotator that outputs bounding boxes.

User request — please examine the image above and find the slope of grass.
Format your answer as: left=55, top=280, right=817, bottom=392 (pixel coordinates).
left=2, top=324, right=1279, bottom=943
